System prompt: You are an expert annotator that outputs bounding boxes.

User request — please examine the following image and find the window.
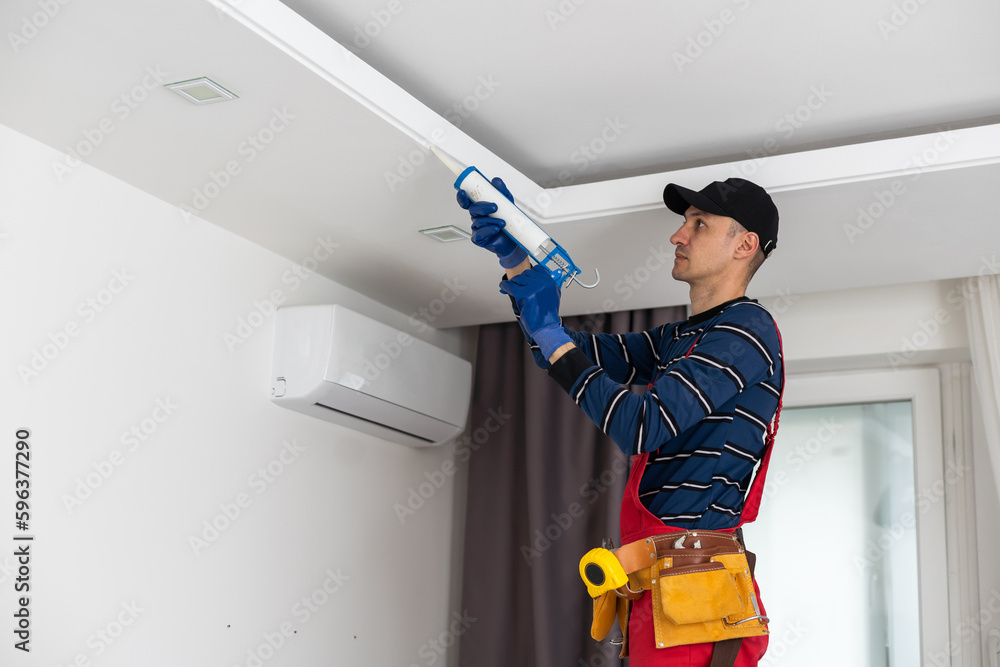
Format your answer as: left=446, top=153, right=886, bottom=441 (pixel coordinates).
left=742, top=368, right=948, bottom=666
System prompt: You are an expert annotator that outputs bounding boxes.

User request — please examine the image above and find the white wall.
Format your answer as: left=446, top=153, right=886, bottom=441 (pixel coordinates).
left=755, top=278, right=971, bottom=373
left=0, top=125, right=476, bottom=667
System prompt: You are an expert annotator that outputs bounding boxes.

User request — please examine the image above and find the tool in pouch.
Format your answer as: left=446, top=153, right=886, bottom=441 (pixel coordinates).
left=432, top=146, right=600, bottom=290
left=579, top=545, right=630, bottom=598
left=580, top=321, right=784, bottom=656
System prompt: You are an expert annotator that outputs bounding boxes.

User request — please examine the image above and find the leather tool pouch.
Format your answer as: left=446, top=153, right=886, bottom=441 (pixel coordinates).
left=591, top=591, right=618, bottom=641
left=647, top=531, right=768, bottom=649
left=657, top=561, right=743, bottom=624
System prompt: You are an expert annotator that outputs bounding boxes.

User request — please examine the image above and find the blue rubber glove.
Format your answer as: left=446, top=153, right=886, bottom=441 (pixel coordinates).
left=499, top=265, right=572, bottom=360
left=456, top=177, right=529, bottom=269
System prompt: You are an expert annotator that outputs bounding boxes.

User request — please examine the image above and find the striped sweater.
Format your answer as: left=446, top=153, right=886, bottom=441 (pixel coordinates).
left=520, top=297, right=782, bottom=530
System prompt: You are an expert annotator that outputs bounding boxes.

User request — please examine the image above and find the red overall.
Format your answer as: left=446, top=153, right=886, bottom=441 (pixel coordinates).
left=620, top=331, right=783, bottom=666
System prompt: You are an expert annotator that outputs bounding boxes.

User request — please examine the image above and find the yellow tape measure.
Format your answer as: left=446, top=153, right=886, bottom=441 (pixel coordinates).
left=579, top=548, right=629, bottom=598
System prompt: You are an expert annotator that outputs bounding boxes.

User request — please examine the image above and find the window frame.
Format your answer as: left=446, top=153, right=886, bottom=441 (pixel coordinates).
left=781, top=366, right=949, bottom=664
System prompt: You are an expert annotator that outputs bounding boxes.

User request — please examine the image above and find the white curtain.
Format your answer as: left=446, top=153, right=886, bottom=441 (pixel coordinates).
left=965, top=273, right=1000, bottom=499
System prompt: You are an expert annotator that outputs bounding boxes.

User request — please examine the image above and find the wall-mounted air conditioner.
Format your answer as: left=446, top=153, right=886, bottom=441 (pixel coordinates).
left=270, top=305, right=472, bottom=447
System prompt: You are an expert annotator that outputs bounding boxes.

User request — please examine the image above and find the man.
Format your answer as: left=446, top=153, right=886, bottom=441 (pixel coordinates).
left=457, top=177, right=784, bottom=667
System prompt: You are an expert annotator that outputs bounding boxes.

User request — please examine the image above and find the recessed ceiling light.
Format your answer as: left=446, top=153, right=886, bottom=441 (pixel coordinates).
left=420, top=226, right=471, bottom=243
left=164, top=77, right=238, bottom=105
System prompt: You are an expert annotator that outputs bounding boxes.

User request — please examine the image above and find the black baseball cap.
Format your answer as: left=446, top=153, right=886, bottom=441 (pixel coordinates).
left=663, top=178, right=779, bottom=257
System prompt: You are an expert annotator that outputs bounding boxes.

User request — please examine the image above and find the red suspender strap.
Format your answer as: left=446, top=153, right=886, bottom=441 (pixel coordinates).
left=622, top=320, right=784, bottom=543
left=622, top=336, right=705, bottom=543
left=736, top=321, right=784, bottom=527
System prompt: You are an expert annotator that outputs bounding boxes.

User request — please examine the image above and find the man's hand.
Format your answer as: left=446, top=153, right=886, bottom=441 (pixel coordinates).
left=456, top=177, right=529, bottom=269
left=499, top=265, right=573, bottom=361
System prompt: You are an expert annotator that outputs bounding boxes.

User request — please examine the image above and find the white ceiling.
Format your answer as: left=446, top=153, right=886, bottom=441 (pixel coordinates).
left=283, top=0, right=1000, bottom=182
left=2, top=0, right=999, bottom=328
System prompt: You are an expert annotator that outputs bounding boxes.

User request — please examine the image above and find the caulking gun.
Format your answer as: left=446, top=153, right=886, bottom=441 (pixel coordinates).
left=432, top=146, right=600, bottom=290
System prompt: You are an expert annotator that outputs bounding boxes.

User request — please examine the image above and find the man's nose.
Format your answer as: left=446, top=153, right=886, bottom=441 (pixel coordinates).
left=669, top=224, right=687, bottom=246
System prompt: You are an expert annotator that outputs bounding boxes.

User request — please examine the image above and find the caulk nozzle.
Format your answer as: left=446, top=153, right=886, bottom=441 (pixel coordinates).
left=430, top=145, right=466, bottom=178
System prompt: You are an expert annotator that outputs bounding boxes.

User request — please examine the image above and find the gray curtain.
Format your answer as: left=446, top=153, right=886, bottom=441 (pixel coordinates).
left=459, top=305, right=686, bottom=667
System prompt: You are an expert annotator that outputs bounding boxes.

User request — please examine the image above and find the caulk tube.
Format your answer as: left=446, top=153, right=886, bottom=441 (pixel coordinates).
left=453, top=166, right=550, bottom=258
left=432, top=146, right=584, bottom=289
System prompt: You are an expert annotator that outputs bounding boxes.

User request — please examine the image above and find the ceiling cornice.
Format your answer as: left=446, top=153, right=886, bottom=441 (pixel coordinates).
left=214, top=0, right=1000, bottom=226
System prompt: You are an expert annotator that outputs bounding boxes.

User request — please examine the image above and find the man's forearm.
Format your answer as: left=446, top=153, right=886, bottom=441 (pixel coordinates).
left=505, top=257, right=532, bottom=280
left=548, top=341, right=576, bottom=364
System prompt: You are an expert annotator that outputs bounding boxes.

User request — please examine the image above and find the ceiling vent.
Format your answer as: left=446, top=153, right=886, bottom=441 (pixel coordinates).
left=164, top=77, right=238, bottom=105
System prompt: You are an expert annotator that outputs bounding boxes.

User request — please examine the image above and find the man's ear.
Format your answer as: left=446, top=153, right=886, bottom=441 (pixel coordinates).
left=735, top=232, right=760, bottom=259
